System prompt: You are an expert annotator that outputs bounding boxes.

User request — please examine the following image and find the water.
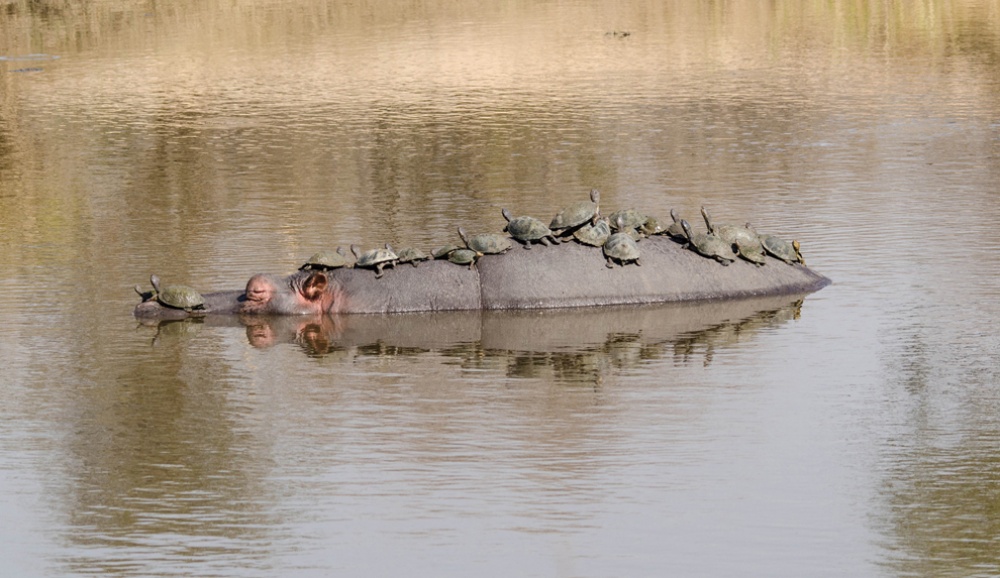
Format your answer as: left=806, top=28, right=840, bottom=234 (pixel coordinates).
left=2, top=1, right=1000, bottom=576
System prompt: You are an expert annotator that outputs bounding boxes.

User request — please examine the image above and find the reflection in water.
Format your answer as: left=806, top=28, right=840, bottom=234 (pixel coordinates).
left=141, top=295, right=807, bottom=385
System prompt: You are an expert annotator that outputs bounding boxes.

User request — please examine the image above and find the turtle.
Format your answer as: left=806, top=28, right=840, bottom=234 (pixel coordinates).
left=735, top=238, right=767, bottom=266
left=432, top=244, right=462, bottom=259
left=501, top=208, right=558, bottom=249
left=137, top=274, right=206, bottom=312
left=549, top=188, right=601, bottom=238
left=573, top=217, right=612, bottom=247
left=701, top=207, right=762, bottom=250
left=666, top=208, right=687, bottom=241
left=351, top=243, right=398, bottom=278
left=760, top=235, right=805, bottom=265
left=457, top=227, right=512, bottom=254
left=447, top=247, right=482, bottom=270
left=396, top=247, right=430, bottom=267
left=603, top=219, right=642, bottom=268
left=680, top=219, right=736, bottom=265
left=639, top=215, right=666, bottom=236
left=608, top=208, right=647, bottom=233
left=299, top=247, right=351, bottom=271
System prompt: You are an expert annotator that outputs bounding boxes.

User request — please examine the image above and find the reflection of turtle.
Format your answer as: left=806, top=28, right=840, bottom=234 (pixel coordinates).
left=138, top=274, right=206, bottom=312
left=351, top=244, right=398, bottom=278
left=447, top=247, right=482, bottom=270
left=760, top=236, right=805, bottom=265
left=458, top=227, right=512, bottom=254
left=397, top=247, right=430, bottom=267
left=502, top=208, right=557, bottom=249
left=299, top=247, right=351, bottom=271
left=573, top=218, right=612, bottom=247
left=603, top=217, right=641, bottom=267
left=680, top=220, right=735, bottom=265
left=550, top=188, right=601, bottom=238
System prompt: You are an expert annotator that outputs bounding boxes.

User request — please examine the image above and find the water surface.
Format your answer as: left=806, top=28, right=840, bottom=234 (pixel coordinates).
left=2, top=1, right=1000, bottom=576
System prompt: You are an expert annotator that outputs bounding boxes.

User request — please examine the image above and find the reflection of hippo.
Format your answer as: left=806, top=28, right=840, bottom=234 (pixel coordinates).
left=137, top=294, right=809, bottom=379
left=134, top=236, right=830, bottom=319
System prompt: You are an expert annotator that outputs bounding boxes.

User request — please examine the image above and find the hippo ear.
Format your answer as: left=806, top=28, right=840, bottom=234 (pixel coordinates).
left=302, top=272, right=328, bottom=301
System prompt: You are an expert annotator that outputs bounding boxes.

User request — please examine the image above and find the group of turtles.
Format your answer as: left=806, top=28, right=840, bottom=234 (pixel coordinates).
left=136, top=190, right=806, bottom=312
left=273, top=189, right=807, bottom=277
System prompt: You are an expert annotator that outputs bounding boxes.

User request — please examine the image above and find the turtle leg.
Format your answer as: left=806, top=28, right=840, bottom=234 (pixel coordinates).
left=523, top=241, right=532, bottom=250
left=635, top=258, right=642, bottom=267
left=606, top=257, right=615, bottom=269
left=375, top=264, right=384, bottom=278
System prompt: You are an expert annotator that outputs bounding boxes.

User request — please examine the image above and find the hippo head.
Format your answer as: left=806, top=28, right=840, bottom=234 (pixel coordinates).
left=241, top=271, right=342, bottom=316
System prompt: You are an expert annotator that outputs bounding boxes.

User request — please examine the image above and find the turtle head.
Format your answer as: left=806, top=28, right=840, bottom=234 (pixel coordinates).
left=501, top=208, right=513, bottom=223
left=350, top=244, right=362, bottom=259
left=670, top=208, right=680, bottom=223
left=149, top=274, right=162, bottom=295
left=792, top=240, right=805, bottom=264
left=336, top=246, right=346, bottom=256
left=457, top=226, right=470, bottom=246
left=680, top=219, right=694, bottom=240
left=590, top=188, right=600, bottom=203
left=700, top=206, right=714, bottom=232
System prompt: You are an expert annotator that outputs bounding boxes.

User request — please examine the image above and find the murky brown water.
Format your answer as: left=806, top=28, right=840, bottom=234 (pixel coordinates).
left=3, top=1, right=1000, bottom=576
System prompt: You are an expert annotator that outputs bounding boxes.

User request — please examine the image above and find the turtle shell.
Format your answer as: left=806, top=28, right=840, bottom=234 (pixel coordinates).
left=573, top=218, right=612, bottom=247
left=432, top=244, right=461, bottom=259
left=735, top=238, right=767, bottom=266
left=397, top=247, right=430, bottom=266
left=503, top=210, right=554, bottom=242
left=459, top=228, right=512, bottom=254
left=354, top=245, right=398, bottom=267
left=681, top=220, right=735, bottom=265
left=549, top=189, right=600, bottom=231
left=148, top=274, right=205, bottom=311
left=158, top=284, right=205, bottom=310
left=300, top=248, right=350, bottom=271
left=447, top=248, right=481, bottom=269
left=640, top=216, right=665, bottom=236
left=603, top=232, right=641, bottom=267
left=760, top=235, right=803, bottom=265
left=608, top=208, right=647, bottom=232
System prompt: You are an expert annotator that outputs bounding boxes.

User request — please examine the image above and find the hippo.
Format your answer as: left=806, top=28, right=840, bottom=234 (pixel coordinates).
left=133, top=236, right=830, bottom=319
